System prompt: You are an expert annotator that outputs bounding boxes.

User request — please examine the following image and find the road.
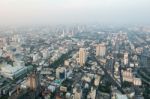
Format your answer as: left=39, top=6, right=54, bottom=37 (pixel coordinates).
left=92, top=55, right=125, bottom=94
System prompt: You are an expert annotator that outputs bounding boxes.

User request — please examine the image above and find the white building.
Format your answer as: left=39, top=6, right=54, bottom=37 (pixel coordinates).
left=89, top=87, right=96, bottom=99
left=32, top=53, right=39, bottom=62
left=122, top=69, right=133, bottom=82
left=0, top=63, right=27, bottom=79
left=41, top=49, right=48, bottom=59
left=64, top=60, right=70, bottom=66
left=133, top=78, right=142, bottom=86
left=96, top=43, right=106, bottom=57
left=124, top=52, right=128, bottom=65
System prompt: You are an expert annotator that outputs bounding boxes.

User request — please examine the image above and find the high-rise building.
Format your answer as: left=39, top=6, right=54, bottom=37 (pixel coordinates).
left=96, top=43, right=106, bottom=57
left=56, top=67, right=66, bottom=79
left=124, top=52, right=128, bottom=65
left=27, top=71, right=40, bottom=91
left=78, top=48, right=87, bottom=66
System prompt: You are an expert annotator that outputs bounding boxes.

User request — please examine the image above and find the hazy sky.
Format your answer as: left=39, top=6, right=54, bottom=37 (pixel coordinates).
left=0, top=0, right=150, bottom=25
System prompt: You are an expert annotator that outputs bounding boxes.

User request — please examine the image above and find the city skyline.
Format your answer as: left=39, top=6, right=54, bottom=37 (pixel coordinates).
left=0, top=0, right=150, bottom=99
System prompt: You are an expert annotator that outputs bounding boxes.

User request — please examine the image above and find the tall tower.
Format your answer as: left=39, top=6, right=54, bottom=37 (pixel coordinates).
left=96, top=43, right=106, bottom=57
left=78, top=48, right=86, bottom=66
left=124, top=52, right=128, bottom=65
left=28, top=71, right=40, bottom=91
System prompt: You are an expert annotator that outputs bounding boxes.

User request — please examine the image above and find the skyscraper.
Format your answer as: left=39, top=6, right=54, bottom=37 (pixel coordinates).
left=96, top=43, right=106, bottom=57
left=78, top=48, right=87, bottom=66
left=124, top=52, right=128, bottom=65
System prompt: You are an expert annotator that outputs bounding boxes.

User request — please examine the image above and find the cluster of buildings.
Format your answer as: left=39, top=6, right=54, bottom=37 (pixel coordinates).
left=0, top=25, right=150, bottom=99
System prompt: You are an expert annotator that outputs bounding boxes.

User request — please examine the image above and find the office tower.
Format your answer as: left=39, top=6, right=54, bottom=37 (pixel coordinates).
left=124, top=52, right=128, bottom=65
left=78, top=48, right=87, bottom=66
left=96, top=43, right=106, bottom=57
